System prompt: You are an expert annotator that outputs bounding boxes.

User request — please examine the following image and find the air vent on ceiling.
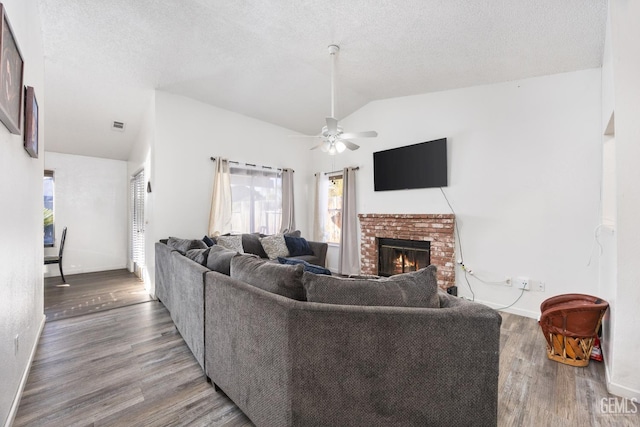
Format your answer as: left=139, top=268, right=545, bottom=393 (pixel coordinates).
left=111, top=121, right=126, bottom=132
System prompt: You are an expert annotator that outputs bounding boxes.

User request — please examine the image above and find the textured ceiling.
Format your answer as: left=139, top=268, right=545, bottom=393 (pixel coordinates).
left=38, top=0, right=607, bottom=160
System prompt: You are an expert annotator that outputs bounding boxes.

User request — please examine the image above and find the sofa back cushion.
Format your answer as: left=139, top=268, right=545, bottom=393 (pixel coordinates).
left=302, top=265, right=440, bottom=308
left=186, top=248, right=210, bottom=266
left=167, top=237, right=208, bottom=254
left=206, top=245, right=238, bottom=275
left=231, top=254, right=305, bottom=300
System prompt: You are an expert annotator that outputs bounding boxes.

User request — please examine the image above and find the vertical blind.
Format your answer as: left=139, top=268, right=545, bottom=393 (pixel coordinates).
left=130, top=170, right=145, bottom=267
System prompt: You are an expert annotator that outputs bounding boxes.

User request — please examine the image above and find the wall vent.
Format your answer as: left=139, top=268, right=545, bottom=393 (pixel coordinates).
left=112, top=121, right=126, bottom=132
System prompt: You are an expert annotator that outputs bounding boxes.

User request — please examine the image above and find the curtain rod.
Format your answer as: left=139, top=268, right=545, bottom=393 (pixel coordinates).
left=315, top=166, right=360, bottom=176
left=210, top=157, right=293, bottom=173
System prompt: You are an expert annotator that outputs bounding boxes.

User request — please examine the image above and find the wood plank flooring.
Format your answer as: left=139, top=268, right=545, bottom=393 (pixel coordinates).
left=45, top=269, right=154, bottom=321
left=14, top=301, right=251, bottom=427
left=16, top=282, right=640, bottom=426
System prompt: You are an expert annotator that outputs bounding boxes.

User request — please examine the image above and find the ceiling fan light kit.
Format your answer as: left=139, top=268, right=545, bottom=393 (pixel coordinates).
left=307, top=44, right=378, bottom=155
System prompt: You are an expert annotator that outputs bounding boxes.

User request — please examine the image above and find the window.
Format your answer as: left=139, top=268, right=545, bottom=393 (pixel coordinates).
left=325, top=175, right=343, bottom=243
left=44, top=170, right=55, bottom=247
left=229, top=166, right=282, bottom=235
left=130, top=170, right=145, bottom=271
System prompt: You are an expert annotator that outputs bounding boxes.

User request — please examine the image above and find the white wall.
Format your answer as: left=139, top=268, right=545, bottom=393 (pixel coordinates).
left=127, top=94, right=155, bottom=289
left=43, top=152, right=128, bottom=277
left=602, top=0, right=640, bottom=400
left=311, top=69, right=603, bottom=318
left=0, top=0, right=46, bottom=424
left=147, top=91, right=312, bottom=294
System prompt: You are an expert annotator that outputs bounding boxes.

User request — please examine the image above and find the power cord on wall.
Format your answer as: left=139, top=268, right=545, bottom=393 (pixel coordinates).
left=439, top=187, right=475, bottom=301
left=493, top=287, right=526, bottom=311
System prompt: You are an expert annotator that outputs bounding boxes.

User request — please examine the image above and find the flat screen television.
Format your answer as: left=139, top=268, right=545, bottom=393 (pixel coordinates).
left=373, top=138, right=447, bottom=191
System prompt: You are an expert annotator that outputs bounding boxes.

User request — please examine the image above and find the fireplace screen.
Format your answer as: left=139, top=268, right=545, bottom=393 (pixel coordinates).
left=378, top=238, right=431, bottom=277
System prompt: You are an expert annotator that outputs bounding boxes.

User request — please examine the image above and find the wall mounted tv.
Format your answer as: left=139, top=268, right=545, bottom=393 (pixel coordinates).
left=373, top=138, right=447, bottom=191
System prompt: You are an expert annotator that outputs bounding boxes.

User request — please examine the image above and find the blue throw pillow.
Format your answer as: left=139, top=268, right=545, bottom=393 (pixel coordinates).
left=277, top=257, right=331, bottom=275
left=203, top=235, right=216, bottom=247
left=284, top=236, right=314, bottom=257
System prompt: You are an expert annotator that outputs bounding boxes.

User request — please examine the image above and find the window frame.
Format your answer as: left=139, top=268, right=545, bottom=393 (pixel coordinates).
left=44, top=170, right=55, bottom=247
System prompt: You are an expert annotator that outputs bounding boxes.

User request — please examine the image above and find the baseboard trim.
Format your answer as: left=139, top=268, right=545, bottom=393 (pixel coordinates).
left=4, top=314, right=46, bottom=427
left=473, top=298, right=539, bottom=319
left=605, top=361, right=640, bottom=400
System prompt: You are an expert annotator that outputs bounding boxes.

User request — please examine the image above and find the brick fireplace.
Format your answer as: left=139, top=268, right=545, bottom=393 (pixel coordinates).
left=358, top=214, right=455, bottom=290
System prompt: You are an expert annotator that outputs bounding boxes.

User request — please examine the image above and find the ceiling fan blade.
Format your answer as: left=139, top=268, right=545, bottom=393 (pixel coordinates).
left=340, top=130, right=378, bottom=139
left=289, top=134, right=322, bottom=138
left=326, top=117, right=338, bottom=134
left=310, top=142, right=324, bottom=150
left=340, top=139, right=360, bottom=151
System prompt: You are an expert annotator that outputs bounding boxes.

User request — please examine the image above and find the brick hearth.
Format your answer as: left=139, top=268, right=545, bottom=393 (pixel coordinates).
left=358, top=214, right=455, bottom=290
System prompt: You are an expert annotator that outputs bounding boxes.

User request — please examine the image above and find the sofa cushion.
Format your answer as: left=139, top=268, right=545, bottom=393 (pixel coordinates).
left=259, top=234, right=290, bottom=260
left=284, top=229, right=302, bottom=238
left=167, top=237, right=208, bottom=254
left=231, top=254, right=305, bottom=300
left=203, top=235, right=216, bottom=247
left=216, top=235, right=244, bottom=253
left=206, top=245, right=237, bottom=275
left=242, top=233, right=269, bottom=258
left=284, top=236, right=314, bottom=257
left=277, top=257, right=331, bottom=275
left=186, top=248, right=210, bottom=266
left=302, top=265, right=440, bottom=308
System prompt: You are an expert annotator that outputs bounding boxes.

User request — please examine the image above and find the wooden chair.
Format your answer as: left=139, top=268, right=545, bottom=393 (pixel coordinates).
left=45, top=226, right=67, bottom=283
left=538, top=293, right=608, bottom=366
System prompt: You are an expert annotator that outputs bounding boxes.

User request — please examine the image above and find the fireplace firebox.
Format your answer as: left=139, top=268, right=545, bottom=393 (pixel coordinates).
left=378, top=238, right=431, bottom=277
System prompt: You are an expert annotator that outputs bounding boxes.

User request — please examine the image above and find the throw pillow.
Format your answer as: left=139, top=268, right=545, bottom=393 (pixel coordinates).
left=259, top=234, right=289, bottom=259
left=167, top=237, right=208, bottom=254
left=206, top=245, right=237, bottom=275
left=216, top=235, right=244, bottom=253
left=302, top=265, right=440, bottom=308
left=277, top=257, right=331, bottom=275
left=284, top=236, right=314, bottom=257
left=231, top=254, right=305, bottom=300
left=203, top=235, right=216, bottom=247
left=284, top=229, right=302, bottom=238
left=186, top=248, right=210, bottom=266
left=242, top=233, right=269, bottom=258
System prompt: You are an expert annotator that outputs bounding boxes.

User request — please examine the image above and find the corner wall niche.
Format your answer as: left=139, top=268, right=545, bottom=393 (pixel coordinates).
left=358, top=214, right=455, bottom=290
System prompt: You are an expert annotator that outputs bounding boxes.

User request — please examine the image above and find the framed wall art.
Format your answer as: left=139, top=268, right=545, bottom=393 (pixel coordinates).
left=24, top=86, right=38, bottom=158
left=0, top=4, right=24, bottom=135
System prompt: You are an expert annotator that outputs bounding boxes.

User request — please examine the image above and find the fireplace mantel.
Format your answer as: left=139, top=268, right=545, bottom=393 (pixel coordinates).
left=358, top=214, right=455, bottom=289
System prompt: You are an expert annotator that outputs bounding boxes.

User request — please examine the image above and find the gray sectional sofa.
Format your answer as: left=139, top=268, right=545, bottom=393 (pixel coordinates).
left=155, top=239, right=502, bottom=426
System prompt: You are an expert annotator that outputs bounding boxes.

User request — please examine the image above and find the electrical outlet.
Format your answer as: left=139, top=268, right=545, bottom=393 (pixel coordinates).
left=534, top=281, right=545, bottom=292
left=515, top=277, right=529, bottom=290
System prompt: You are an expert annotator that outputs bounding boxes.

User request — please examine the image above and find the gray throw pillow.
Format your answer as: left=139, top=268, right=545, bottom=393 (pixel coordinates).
left=302, top=265, right=440, bottom=308
left=216, top=235, right=244, bottom=253
left=167, top=237, right=207, bottom=254
left=231, top=254, right=305, bottom=300
left=206, top=245, right=237, bottom=275
left=242, top=233, right=268, bottom=258
left=185, top=248, right=210, bottom=266
left=259, top=234, right=289, bottom=259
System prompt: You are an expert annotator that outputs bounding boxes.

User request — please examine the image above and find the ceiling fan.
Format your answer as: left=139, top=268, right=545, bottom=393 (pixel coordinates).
left=303, top=45, right=378, bottom=155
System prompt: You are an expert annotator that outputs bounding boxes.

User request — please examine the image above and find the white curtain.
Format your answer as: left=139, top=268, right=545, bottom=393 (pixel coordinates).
left=338, top=167, right=359, bottom=275
left=313, top=172, right=329, bottom=242
left=208, top=158, right=232, bottom=236
left=280, top=168, right=295, bottom=233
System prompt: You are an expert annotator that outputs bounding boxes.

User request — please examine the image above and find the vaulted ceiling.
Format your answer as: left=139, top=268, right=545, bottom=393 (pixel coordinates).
left=38, top=0, right=607, bottom=160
